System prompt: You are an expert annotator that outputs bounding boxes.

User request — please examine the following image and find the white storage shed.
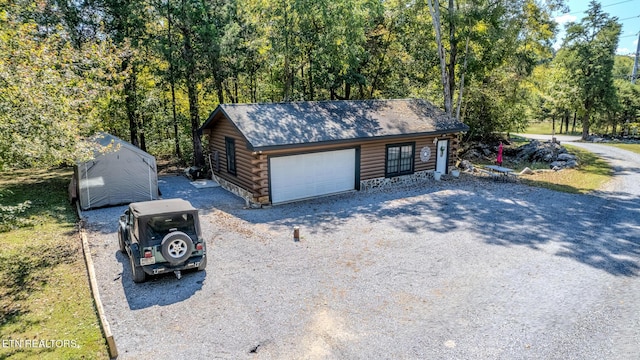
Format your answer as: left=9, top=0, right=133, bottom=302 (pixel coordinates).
left=71, top=133, right=159, bottom=210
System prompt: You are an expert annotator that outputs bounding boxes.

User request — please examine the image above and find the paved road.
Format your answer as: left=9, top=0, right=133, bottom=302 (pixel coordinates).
left=558, top=139, right=640, bottom=358
left=82, top=138, right=640, bottom=359
left=566, top=141, right=640, bottom=197
left=517, top=133, right=640, bottom=197
left=518, top=135, right=640, bottom=357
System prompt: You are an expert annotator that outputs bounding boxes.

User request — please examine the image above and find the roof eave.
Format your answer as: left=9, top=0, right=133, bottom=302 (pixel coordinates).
left=250, top=125, right=469, bottom=153
left=199, top=105, right=258, bottom=151
left=199, top=107, right=224, bottom=132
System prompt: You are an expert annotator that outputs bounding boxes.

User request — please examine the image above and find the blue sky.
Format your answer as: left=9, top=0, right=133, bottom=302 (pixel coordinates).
left=553, top=0, right=639, bottom=56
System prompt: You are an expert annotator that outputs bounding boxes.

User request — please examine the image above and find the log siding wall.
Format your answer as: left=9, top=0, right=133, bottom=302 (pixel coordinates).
left=204, top=115, right=461, bottom=205
left=203, top=117, right=260, bottom=198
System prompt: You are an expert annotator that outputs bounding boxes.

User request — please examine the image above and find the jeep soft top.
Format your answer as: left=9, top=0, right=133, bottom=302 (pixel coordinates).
left=130, top=198, right=197, bottom=217
left=129, top=199, right=202, bottom=243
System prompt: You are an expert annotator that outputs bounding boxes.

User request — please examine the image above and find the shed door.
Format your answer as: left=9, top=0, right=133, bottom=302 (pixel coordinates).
left=436, top=139, right=449, bottom=174
left=270, top=149, right=356, bottom=204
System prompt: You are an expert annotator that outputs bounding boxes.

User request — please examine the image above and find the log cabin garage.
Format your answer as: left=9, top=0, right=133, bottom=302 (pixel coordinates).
left=199, top=99, right=469, bottom=206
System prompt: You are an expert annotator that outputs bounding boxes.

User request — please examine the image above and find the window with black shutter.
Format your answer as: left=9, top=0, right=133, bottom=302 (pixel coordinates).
left=385, top=143, right=415, bottom=177
left=225, top=137, right=237, bottom=176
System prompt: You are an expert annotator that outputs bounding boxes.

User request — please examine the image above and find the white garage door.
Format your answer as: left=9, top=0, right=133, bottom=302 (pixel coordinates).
left=270, top=149, right=356, bottom=204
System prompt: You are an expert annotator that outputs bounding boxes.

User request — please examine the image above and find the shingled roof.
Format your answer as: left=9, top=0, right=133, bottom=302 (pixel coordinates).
left=200, top=99, right=469, bottom=151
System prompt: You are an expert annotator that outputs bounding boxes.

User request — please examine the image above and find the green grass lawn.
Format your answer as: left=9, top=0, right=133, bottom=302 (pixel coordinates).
left=524, top=121, right=581, bottom=136
left=0, top=168, right=108, bottom=360
left=602, top=143, right=640, bottom=154
left=516, top=144, right=612, bottom=194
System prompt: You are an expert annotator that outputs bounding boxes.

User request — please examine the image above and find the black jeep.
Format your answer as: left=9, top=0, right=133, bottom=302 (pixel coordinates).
left=118, top=198, right=207, bottom=283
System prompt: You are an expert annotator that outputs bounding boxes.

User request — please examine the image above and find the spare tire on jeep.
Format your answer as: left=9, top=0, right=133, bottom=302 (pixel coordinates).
left=160, top=231, right=194, bottom=265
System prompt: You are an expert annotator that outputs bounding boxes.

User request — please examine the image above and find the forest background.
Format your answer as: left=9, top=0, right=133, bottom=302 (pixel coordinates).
left=0, top=0, right=638, bottom=168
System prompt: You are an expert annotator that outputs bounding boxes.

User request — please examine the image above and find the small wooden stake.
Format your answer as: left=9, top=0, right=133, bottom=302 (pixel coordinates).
left=293, top=226, right=300, bottom=241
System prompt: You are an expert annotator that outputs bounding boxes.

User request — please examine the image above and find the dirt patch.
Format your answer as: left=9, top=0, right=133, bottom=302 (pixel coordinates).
left=156, top=157, right=186, bottom=175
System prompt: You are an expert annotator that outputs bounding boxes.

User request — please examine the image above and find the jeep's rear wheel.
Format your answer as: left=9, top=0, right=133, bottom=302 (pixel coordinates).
left=160, top=231, right=194, bottom=265
left=130, top=255, right=147, bottom=283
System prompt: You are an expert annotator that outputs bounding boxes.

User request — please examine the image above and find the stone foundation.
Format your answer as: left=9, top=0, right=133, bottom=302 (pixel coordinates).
left=360, top=170, right=436, bottom=191
left=210, top=173, right=262, bottom=208
left=214, top=169, right=442, bottom=206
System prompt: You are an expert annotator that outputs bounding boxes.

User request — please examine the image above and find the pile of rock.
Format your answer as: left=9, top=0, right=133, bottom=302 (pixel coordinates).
left=513, top=140, right=578, bottom=170
left=459, top=159, right=475, bottom=172
left=459, top=139, right=579, bottom=171
left=459, top=142, right=500, bottom=161
left=549, top=153, right=579, bottom=170
left=585, top=134, right=640, bottom=144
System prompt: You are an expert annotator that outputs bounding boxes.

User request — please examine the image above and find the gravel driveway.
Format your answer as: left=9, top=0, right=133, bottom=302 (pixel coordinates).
left=82, top=149, right=640, bottom=359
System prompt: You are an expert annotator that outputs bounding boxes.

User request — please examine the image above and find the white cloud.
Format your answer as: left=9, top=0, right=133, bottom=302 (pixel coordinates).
left=554, top=14, right=577, bottom=25
left=616, top=47, right=631, bottom=55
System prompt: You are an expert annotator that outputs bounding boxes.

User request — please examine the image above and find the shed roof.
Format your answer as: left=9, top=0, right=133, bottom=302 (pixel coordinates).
left=201, top=99, right=468, bottom=151
left=90, top=132, right=152, bottom=158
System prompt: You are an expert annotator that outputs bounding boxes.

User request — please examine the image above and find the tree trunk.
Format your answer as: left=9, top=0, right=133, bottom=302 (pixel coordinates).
left=455, top=36, right=470, bottom=121
left=369, top=26, right=393, bottom=99
left=300, top=64, right=306, bottom=99
left=308, top=50, right=314, bottom=100
left=186, top=77, right=204, bottom=166
left=223, top=81, right=237, bottom=104
left=581, top=102, right=591, bottom=140
left=139, top=128, right=146, bottom=152
left=180, top=0, right=204, bottom=166
left=427, top=0, right=453, bottom=117
left=234, top=79, right=239, bottom=103
left=170, top=80, right=181, bottom=158
left=572, top=112, right=577, bottom=133
left=123, top=57, right=139, bottom=147
left=559, top=112, right=564, bottom=134
left=282, top=0, right=291, bottom=101
left=447, top=0, right=456, bottom=104
left=250, top=71, right=257, bottom=102
left=167, top=2, right=181, bottom=158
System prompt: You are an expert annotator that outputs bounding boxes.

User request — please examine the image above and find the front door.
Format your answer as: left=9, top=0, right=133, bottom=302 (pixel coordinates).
left=436, top=139, right=449, bottom=174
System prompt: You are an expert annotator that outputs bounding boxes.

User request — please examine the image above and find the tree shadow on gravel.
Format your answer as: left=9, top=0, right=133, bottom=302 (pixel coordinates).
left=80, top=175, right=245, bottom=235
left=81, top=172, right=640, bottom=278
left=157, top=175, right=245, bottom=214
left=229, top=178, right=640, bottom=278
left=467, top=189, right=640, bottom=277
left=115, top=251, right=205, bottom=310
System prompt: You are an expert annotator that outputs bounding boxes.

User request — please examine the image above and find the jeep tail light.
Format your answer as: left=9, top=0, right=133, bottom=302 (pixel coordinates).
left=144, top=250, right=153, bottom=258
left=195, top=243, right=203, bottom=251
